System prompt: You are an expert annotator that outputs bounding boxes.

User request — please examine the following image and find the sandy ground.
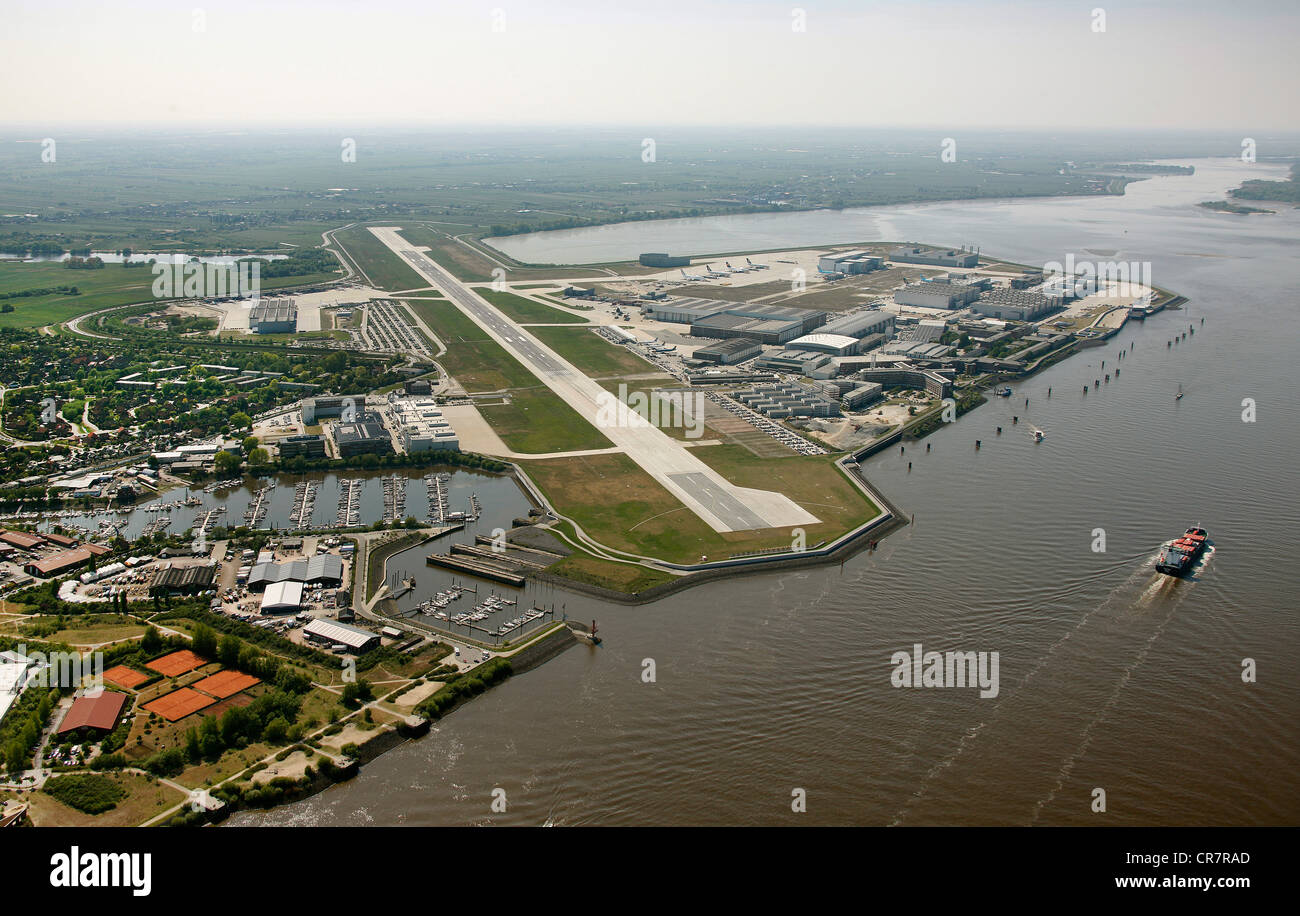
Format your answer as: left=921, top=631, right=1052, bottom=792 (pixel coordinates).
left=253, top=750, right=316, bottom=784
left=389, top=680, right=444, bottom=708
left=317, top=721, right=382, bottom=754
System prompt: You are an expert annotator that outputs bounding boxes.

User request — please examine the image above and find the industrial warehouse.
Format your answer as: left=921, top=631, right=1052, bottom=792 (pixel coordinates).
left=247, top=555, right=344, bottom=590
left=248, top=297, right=298, bottom=334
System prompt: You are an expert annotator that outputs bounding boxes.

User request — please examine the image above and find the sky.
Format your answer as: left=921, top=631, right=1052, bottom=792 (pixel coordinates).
left=2, top=0, right=1298, bottom=131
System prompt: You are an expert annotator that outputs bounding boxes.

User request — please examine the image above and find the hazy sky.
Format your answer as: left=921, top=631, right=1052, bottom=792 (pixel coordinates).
left=3, top=0, right=1297, bottom=130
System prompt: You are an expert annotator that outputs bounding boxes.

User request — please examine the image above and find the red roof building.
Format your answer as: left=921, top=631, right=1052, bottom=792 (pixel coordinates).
left=57, top=690, right=128, bottom=735
left=0, top=530, right=45, bottom=551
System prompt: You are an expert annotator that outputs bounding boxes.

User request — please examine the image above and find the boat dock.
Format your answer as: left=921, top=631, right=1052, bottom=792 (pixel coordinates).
left=425, top=552, right=527, bottom=587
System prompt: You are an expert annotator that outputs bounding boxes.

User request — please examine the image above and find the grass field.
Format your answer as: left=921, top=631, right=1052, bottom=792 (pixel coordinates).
left=530, top=326, right=659, bottom=376
left=395, top=225, right=497, bottom=282
left=544, top=549, right=678, bottom=594
left=479, top=387, right=612, bottom=452
left=404, top=298, right=537, bottom=390
left=334, top=225, right=431, bottom=291
left=475, top=289, right=587, bottom=324
left=2, top=619, right=146, bottom=646
left=520, top=446, right=878, bottom=564
left=25, top=772, right=186, bottom=827
left=0, top=260, right=339, bottom=330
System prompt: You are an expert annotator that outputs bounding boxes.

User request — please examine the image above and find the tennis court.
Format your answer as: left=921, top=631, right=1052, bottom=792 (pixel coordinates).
left=142, top=687, right=216, bottom=721
left=145, top=650, right=207, bottom=677
left=102, top=665, right=149, bottom=689
left=192, top=670, right=262, bottom=699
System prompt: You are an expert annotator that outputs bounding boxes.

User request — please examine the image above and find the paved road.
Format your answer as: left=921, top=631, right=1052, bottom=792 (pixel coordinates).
left=368, top=227, right=816, bottom=533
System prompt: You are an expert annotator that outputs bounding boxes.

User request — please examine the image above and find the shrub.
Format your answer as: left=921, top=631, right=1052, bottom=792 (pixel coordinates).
left=45, top=774, right=126, bottom=814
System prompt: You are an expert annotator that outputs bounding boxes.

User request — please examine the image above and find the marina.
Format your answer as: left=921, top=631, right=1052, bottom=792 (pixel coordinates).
left=18, top=468, right=527, bottom=541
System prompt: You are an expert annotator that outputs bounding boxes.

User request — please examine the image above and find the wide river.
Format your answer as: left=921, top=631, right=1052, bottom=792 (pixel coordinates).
left=238, top=159, right=1299, bottom=826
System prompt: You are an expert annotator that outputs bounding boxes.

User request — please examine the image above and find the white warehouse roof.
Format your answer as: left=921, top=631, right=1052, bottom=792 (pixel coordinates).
left=787, top=333, right=861, bottom=354
left=260, top=580, right=303, bottom=613
left=302, top=618, right=378, bottom=650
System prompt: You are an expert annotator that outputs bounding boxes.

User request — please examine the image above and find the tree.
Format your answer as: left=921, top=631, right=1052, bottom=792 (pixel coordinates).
left=263, top=716, right=289, bottom=744
left=192, top=623, right=217, bottom=659
left=218, top=634, right=240, bottom=669
left=214, top=451, right=242, bottom=476
left=230, top=411, right=252, bottom=430
left=141, top=626, right=162, bottom=656
left=241, top=436, right=259, bottom=453
left=248, top=448, right=270, bottom=466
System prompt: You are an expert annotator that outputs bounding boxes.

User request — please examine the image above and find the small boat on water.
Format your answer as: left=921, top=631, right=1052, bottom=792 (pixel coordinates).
left=1155, top=526, right=1208, bottom=577
left=996, top=386, right=1012, bottom=397
left=1176, top=384, right=1184, bottom=401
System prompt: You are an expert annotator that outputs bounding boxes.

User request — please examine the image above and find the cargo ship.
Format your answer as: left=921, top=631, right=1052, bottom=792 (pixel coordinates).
left=1155, top=526, right=1208, bottom=576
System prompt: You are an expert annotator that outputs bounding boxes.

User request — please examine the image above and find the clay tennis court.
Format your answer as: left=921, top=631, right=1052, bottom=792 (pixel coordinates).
left=192, top=670, right=261, bottom=699
left=142, top=687, right=216, bottom=721
left=102, top=665, right=149, bottom=689
left=145, top=649, right=207, bottom=677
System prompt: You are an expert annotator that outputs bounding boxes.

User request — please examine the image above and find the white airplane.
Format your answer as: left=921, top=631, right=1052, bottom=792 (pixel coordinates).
left=704, top=264, right=731, bottom=278
left=680, top=268, right=709, bottom=281
left=746, top=258, right=769, bottom=269
left=725, top=261, right=750, bottom=273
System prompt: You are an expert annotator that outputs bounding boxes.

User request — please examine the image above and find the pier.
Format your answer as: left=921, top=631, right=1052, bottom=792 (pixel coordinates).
left=426, top=552, right=527, bottom=587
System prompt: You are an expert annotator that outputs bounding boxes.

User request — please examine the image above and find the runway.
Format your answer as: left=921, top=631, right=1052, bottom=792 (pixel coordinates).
left=368, top=227, right=817, bottom=533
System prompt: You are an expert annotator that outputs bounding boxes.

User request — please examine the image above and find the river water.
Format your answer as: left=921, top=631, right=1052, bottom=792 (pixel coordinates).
left=236, top=159, right=1299, bottom=826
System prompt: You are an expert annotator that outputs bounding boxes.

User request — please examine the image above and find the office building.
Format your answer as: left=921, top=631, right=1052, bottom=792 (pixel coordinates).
left=335, top=419, right=393, bottom=458
left=302, top=395, right=367, bottom=425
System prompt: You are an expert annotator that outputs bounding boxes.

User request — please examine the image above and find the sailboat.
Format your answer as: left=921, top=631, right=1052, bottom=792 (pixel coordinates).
left=1176, top=384, right=1184, bottom=401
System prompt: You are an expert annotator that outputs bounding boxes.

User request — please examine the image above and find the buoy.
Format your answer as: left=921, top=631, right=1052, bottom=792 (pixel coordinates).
left=975, top=440, right=981, bottom=449
left=1025, top=398, right=1029, bottom=406
left=1048, top=387, right=1052, bottom=396
left=1013, top=416, right=1019, bottom=424
left=926, top=443, right=931, bottom=452
left=908, top=462, right=912, bottom=470
left=1115, top=368, right=1120, bottom=377
left=900, top=446, right=905, bottom=455
left=996, top=426, right=1002, bottom=434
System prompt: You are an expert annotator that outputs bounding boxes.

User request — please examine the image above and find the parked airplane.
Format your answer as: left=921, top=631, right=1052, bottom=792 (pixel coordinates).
left=680, top=268, right=709, bottom=281
left=746, top=258, right=769, bottom=269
